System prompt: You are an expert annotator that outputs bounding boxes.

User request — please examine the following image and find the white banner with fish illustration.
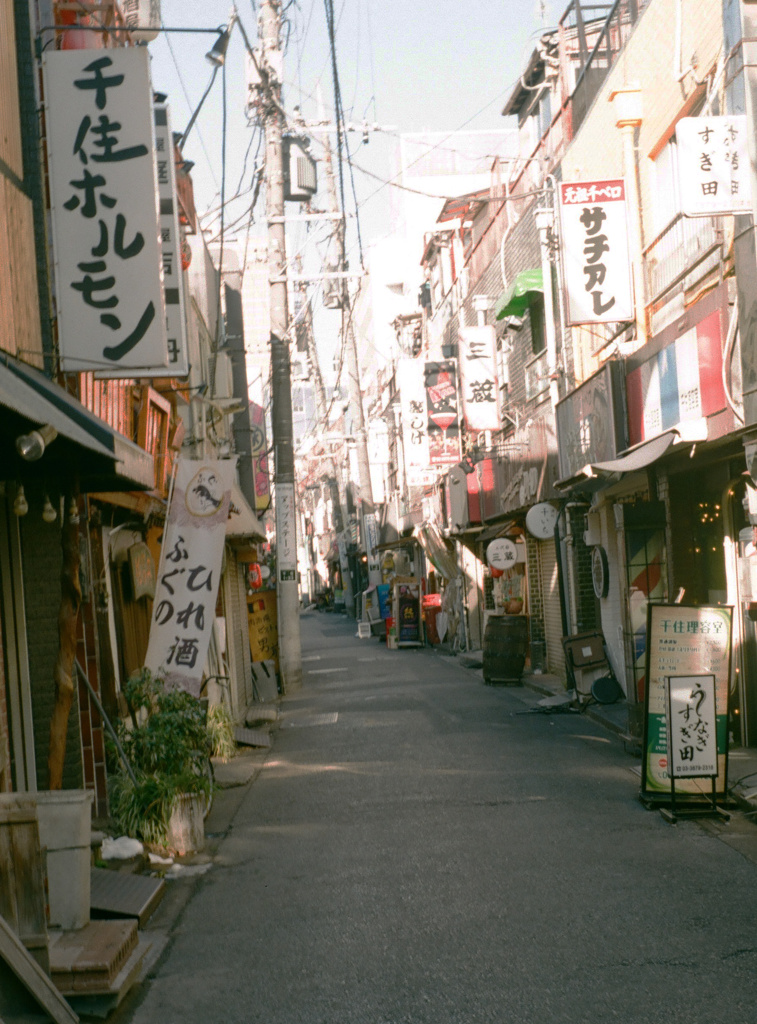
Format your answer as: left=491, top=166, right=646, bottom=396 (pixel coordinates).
left=145, top=458, right=236, bottom=695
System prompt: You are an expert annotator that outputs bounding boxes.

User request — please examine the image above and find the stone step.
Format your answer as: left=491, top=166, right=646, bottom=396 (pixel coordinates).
left=48, top=919, right=137, bottom=994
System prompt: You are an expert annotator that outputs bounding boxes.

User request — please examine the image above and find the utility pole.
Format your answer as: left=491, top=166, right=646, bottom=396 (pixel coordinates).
left=259, top=0, right=301, bottom=691
left=320, top=132, right=382, bottom=590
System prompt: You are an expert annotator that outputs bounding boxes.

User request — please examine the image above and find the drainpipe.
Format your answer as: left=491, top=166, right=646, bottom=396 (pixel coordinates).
left=611, top=86, right=647, bottom=347
left=534, top=206, right=560, bottom=410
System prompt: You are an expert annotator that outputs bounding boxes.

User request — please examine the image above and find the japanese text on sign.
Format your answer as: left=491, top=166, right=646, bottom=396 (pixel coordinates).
left=642, top=604, right=732, bottom=798
left=459, top=327, right=500, bottom=432
left=667, top=675, right=718, bottom=778
left=150, top=100, right=188, bottom=377
left=145, top=460, right=236, bottom=696
left=398, top=358, right=433, bottom=486
left=43, top=49, right=168, bottom=375
left=676, top=115, right=751, bottom=217
left=558, top=179, right=634, bottom=326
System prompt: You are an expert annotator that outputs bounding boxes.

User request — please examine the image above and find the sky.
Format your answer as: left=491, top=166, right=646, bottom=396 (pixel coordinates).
left=148, top=0, right=557, bottom=252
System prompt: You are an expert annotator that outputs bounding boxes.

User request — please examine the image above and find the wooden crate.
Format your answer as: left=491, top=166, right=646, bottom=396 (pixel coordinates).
left=0, top=794, right=49, bottom=974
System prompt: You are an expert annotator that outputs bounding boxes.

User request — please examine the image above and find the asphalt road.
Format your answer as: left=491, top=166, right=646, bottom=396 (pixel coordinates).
left=120, top=611, right=757, bottom=1024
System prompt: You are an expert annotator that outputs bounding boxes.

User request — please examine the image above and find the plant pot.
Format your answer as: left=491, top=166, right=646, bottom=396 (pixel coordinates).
left=164, top=794, right=205, bottom=856
left=35, top=789, right=93, bottom=931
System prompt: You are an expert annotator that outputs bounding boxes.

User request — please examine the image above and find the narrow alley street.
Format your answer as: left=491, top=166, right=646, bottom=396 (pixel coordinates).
left=118, top=612, right=757, bottom=1024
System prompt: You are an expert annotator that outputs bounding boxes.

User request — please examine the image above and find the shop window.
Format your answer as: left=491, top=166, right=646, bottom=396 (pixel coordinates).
left=529, top=294, right=546, bottom=355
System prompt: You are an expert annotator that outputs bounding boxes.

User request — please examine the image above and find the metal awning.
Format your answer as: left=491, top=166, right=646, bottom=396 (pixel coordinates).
left=437, top=189, right=490, bottom=224
left=226, top=482, right=266, bottom=541
left=477, top=520, right=520, bottom=544
left=555, top=425, right=707, bottom=492
left=0, top=352, right=154, bottom=490
left=375, top=538, right=417, bottom=552
left=494, top=268, right=543, bottom=320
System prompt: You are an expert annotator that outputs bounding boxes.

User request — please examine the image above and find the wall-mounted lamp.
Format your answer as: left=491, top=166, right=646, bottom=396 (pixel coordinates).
left=505, top=316, right=524, bottom=332
left=206, top=21, right=234, bottom=67
left=206, top=396, right=247, bottom=416
left=16, top=424, right=58, bottom=462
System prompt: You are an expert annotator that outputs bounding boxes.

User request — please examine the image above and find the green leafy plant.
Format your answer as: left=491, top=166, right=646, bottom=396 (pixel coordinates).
left=108, top=669, right=214, bottom=847
left=206, top=703, right=237, bottom=763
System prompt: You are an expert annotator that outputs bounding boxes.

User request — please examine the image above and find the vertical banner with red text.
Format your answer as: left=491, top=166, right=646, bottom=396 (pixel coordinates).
left=425, top=359, right=461, bottom=466
left=249, top=402, right=271, bottom=511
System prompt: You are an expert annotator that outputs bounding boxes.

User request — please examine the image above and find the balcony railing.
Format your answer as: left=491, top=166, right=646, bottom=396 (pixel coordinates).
left=78, top=374, right=134, bottom=438
left=460, top=0, right=651, bottom=302
left=561, top=1, right=648, bottom=136
left=643, top=212, right=723, bottom=305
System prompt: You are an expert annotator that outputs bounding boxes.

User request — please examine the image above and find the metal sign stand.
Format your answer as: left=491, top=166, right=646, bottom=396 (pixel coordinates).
left=660, top=675, right=729, bottom=825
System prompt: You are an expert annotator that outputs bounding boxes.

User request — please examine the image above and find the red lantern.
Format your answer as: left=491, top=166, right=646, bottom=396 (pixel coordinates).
left=490, top=565, right=504, bottom=579
left=60, top=15, right=102, bottom=50
left=181, top=237, right=192, bottom=271
left=248, top=563, right=263, bottom=590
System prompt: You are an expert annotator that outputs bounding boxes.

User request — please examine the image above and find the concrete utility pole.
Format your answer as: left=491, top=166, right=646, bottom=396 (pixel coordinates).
left=260, top=0, right=302, bottom=691
left=320, top=133, right=381, bottom=590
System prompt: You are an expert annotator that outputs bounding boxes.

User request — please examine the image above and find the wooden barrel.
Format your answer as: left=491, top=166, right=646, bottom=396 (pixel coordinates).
left=482, top=615, right=528, bottom=685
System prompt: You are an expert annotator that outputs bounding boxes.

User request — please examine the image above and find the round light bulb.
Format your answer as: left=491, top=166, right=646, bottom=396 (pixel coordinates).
left=42, top=496, right=57, bottom=523
left=68, top=500, right=80, bottom=524
left=13, top=486, right=28, bottom=517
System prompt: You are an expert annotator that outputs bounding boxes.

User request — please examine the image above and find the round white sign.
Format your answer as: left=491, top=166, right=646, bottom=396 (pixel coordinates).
left=526, top=502, right=558, bottom=539
left=486, top=537, right=518, bottom=571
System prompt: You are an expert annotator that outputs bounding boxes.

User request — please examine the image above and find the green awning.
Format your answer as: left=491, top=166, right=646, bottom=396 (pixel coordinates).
left=494, top=268, right=543, bottom=320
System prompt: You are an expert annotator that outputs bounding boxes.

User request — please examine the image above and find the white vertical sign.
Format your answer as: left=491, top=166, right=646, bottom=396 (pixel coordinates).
left=43, top=49, right=169, bottom=375
left=676, top=115, right=751, bottom=217
left=558, top=179, right=634, bottom=326
left=277, top=482, right=297, bottom=581
left=459, top=326, right=500, bottom=432
left=152, top=101, right=189, bottom=376
left=145, top=459, right=236, bottom=696
left=666, top=675, right=718, bottom=777
left=363, top=511, right=380, bottom=575
left=397, top=357, right=432, bottom=486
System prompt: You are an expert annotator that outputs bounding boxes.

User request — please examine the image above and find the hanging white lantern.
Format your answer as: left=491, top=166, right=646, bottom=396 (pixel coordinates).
left=123, top=0, right=161, bottom=44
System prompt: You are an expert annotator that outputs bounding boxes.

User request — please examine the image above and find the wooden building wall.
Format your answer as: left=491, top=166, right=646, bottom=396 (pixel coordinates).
left=0, top=3, right=44, bottom=368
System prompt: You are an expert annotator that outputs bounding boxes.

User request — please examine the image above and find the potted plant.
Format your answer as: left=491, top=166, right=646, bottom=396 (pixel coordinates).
left=108, top=670, right=214, bottom=855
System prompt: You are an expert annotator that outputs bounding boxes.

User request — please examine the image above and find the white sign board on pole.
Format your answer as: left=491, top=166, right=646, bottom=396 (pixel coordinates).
left=398, top=358, right=433, bottom=486
left=43, top=49, right=169, bottom=375
left=145, top=459, right=236, bottom=696
left=675, top=115, right=751, bottom=217
left=558, top=179, right=634, bottom=326
left=277, top=482, right=297, bottom=582
left=459, top=326, right=500, bottom=432
left=666, top=674, right=718, bottom=778
left=150, top=100, right=189, bottom=377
